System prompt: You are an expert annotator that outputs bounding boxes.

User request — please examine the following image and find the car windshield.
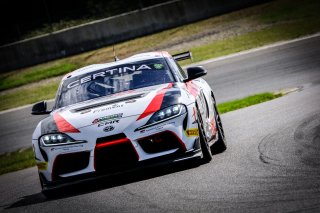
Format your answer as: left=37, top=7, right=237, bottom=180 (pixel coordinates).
left=56, top=58, right=174, bottom=108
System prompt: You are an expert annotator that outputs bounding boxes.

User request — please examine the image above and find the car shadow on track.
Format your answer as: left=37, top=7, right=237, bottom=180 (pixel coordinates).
left=5, top=160, right=201, bottom=209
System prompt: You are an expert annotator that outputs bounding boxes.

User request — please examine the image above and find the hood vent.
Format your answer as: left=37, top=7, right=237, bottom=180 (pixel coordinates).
left=72, top=93, right=144, bottom=113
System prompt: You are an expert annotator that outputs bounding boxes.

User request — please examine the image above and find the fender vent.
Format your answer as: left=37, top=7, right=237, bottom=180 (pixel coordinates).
left=137, top=131, right=186, bottom=154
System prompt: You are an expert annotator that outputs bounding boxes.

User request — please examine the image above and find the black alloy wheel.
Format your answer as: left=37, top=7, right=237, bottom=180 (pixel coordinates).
left=211, top=99, right=227, bottom=154
left=197, top=108, right=213, bottom=163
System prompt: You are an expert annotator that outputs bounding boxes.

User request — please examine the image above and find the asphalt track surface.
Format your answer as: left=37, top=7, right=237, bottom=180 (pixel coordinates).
left=0, top=35, right=319, bottom=212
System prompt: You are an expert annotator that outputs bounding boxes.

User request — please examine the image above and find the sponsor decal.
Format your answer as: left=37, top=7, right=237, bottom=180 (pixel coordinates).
left=103, top=126, right=115, bottom=132
left=98, top=119, right=119, bottom=127
left=50, top=144, right=84, bottom=151
left=153, top=63, right=164, bottom=69
left=93, top=104, right=124, bottom=113
left=139, top=122, right=175, bottom=133
left=92, top=113, right=123, bottom=124
left=36, top=162, right=48, bottom=170
left=67, top=64, right=152, bottom=89
left=185, top=128, right=199, bottom=137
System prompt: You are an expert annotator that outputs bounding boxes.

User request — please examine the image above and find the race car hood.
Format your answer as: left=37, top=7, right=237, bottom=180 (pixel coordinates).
left=40, top=83, right=183, bottom=135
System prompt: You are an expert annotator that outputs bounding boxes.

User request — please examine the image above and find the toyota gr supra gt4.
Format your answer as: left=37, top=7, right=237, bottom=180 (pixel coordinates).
left=31, top=51, right=226, bottom=195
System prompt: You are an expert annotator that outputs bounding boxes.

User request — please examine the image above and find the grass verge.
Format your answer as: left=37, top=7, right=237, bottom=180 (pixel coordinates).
left=0, top=92, right=282, bottom=175
left=0, top=81, right=59, bottom=111
left=0, top=147, right=35, bottom=175
left=217, top=92, right=282, bottom=114
left=0, top=63, right=78, bottom=91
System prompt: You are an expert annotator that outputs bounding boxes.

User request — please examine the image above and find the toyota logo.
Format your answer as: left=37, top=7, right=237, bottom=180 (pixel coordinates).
left=103, top=126, right=115, bottom=132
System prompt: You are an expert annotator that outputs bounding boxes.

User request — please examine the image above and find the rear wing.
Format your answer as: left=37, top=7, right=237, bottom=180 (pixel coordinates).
left=172, top=51, right=192, bottom=62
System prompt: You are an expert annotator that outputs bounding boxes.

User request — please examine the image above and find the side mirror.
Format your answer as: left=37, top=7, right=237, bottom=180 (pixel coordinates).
left=183, top=66, right=207, bottom=82
left=31, top=101, right=51, bottom=115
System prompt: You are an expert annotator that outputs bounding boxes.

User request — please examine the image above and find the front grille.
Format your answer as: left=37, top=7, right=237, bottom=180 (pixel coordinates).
left=137, top=131, right=185, bottom=154
left=95, top=134, right=139, bottom=172
left=52, top=151, right=90, bottom=180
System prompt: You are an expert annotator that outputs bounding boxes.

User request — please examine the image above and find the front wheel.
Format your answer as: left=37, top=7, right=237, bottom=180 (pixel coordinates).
left=42, top=189, right=57, bottom=199
left=197, top=109, right=212, bottom=163
left=39, top=174, right=57, bottom=199
left=211, top=102, right=227, bottom=154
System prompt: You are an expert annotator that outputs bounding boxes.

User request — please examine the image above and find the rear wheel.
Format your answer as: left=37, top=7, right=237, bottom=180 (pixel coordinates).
left=197, top=109, right=212, bottom=163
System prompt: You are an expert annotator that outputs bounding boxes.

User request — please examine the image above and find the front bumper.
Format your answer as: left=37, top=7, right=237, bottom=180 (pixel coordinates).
left=35, top=104, right=200, bottom=187
left=41, top=139, right=202, bottom=190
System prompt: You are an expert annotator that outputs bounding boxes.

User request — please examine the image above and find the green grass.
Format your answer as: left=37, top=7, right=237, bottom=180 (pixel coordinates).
left=0, top=92, right=282, bottom=175
left=217, top=93, right=282, bottom=114
left=0, top=63, right=78, bottom=91
left=0, top=81, right=59, bottom=111
left=0, top=147, right=35, bottom=175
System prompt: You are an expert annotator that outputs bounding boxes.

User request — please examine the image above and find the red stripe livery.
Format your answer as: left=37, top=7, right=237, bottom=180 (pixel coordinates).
left=186, top=81, right=199, bottom=97
left=53, top=113, right=80, bottom=133
left=137, top=83, right=173, bottom=120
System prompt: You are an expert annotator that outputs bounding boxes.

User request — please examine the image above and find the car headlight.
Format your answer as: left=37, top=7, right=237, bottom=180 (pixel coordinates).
left=144, top=104, right=186, bottom=127
left=39, top=133, right=86, bottom=147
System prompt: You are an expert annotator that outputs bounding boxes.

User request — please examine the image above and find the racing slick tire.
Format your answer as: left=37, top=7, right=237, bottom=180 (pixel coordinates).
left=197, top=109, right=213, bottom=163
left=39, top=174, right=57, bottom=199
left=42, top=189, right=57, bottom=199
left=211, top=100, right=227, bottom=154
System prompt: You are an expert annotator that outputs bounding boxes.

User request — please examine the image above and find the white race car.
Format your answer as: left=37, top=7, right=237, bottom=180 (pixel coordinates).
left=31, top=51, right=226, bottom=196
